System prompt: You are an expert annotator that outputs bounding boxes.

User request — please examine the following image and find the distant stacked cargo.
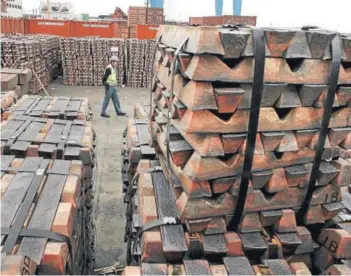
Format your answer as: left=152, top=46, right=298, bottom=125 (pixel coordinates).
left=128, top=6, right=164, bottom=38
left=0, top=34, right=61, bottom=94
left=126, top=39, right=157, bottom=88
left=189, top=15, right=257, bottom=26
left=60, top=37, right=126, bottom=86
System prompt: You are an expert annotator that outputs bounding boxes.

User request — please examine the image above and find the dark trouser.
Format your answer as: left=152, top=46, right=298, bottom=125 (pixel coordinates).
left=101, top=84, right=121, bottom=115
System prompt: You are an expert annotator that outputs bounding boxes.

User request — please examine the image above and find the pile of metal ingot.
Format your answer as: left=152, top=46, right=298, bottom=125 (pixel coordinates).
left=0, top=95, right=97, bottom=275
left=1, top=68, right=32, bottom=115
left=126, top=39, right=157, bottom=88
left=122, top=26, right=351, bottom=275
left=61, top=38, right=126, bottom=86
left=1, top=35, right=61, bottom=93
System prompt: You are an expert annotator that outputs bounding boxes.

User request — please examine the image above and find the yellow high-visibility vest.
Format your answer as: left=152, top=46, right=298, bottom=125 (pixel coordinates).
left=105, top=64, right=118, bottom=85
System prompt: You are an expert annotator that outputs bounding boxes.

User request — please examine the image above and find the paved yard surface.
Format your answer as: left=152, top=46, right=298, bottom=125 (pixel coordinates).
left=48, top=79, right=150, bottom=268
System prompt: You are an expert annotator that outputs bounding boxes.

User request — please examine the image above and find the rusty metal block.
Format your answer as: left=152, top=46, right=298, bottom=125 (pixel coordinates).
left=239, top=212, right=262, bottom=233
left=304, top=205, right=326, bottom=225
left=212, top=176, right=236, bottom=194
left=214, top=87, right=245, bottom=113
left=181, top=55, right=351, bottom=84
left=317, top=229, right=351, bottom=259
left=176, top=80, right=218, bottom=111
left=169, top=140, right=193, bottom=167
left=179, top=108, right=350, bottom=134
left=260, top=210, right=283, bottom=227
left=173, top=121, right=224, bottom=157
left=224, top=232, right=244, bottom=257
left=182, top=150, right=316, bottom=181
left=273, top=209, right=297, bottom=233
left=204, top=217, right=227, bottom=235
left=177, top=191, right=236, bottom=220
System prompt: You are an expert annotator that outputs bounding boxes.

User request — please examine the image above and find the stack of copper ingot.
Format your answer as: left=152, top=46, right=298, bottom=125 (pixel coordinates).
left=143, top=40, right=157, bottom=87
left=0, top=35, right=61, bottom=94
left=91, top=38, right=126, bottom=86
left=122, top=26, right=351, bottom=275
left=61, top=37, right=126, bottom=86
left=77, top=38, right=94, bottom=86
left=60, top=38, right=79, bottom=86
left=127, top=40, right=145, bottom=87
left=126, top=39, right=157, bottom=88
left=0, top=95, right=97, bottom=275
left=0, top=68, right=32, bottom=116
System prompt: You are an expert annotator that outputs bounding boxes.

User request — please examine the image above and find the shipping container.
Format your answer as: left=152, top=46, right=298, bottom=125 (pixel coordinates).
left=1, top=18, right=25, bottom=34
left=70, top=21, right=116, bottom=38
left=26, top=19, right=71, bottom=37
left=189, top=17, right=204, bottom=26
left=203, top=16, right=225, bottom=25
left=128, top=6, right=164, bottom=26
left=136, top=24, right=159, bottom=40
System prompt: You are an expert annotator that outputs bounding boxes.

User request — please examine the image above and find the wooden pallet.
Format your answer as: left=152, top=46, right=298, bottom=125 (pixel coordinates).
left=3, top=95, right=92, bottom=121
left=0, top=155, right=95, bottom=275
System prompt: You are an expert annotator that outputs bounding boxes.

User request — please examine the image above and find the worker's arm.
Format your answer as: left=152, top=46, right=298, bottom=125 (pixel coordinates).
left=102, top=68, right=112, bottom=85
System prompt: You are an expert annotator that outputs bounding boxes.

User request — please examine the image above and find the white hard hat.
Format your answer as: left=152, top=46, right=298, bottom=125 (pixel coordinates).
left=110, top=56, right=118, bottom=62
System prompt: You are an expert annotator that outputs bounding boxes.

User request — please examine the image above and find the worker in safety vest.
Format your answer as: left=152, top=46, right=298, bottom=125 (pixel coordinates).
left=101, top=56, right=127, bottom=117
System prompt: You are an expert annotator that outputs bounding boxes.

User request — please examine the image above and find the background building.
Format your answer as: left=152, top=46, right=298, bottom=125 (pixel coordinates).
left=2, top=0, right=23, bottom=17
left=40, top=1, right=74, bottom=20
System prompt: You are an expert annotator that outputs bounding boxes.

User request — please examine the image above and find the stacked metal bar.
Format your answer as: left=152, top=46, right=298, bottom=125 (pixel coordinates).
left=0, top=95, right=96, bottom=274
left=60, top=38, right=126, bottom=86
left=0, top=156, right=95, bottom=274
left=123, top=154, right=351, bottom=275
left=1, top=34, right=61, bottom=94
left=152, top=25, right=351, bottom=223
left=1, top=68, right=32, bottom=115
left=121, top=116, right=156, bottom=193
left=126, top=39, right=157, bottom=88
left=2, top=95, right=92, bottom=121
left=122, top=25, right=351, bottom=275
left=60, top=38, right=79, bottom=86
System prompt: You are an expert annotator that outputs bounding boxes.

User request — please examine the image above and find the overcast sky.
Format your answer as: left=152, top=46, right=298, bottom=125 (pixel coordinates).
left=23, top=0, right=351, bottom=32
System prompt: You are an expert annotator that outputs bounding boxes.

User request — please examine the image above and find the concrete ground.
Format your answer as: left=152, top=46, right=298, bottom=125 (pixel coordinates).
left=48, top=78, right=150, bottom=269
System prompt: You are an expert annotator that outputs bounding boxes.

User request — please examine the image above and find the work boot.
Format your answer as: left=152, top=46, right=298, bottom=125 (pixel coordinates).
left=101, top=113, right=110, bottom=118
left=117, top=112, right=127, bottom=116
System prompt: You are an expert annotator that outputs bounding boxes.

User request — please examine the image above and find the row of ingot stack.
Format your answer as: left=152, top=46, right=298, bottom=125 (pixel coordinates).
left=142, top=25, right=351, bottom=274
left=0, top=95, right=97, bottom=275
left=60, top=37, right=126, bottom=86
left=1, top=34, right=61, bottom=93
left=121, top=105, right=155, bottom=193
left=123, top=155, right=351, bottom=275
left=127, top=39, right=158, bottom=88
